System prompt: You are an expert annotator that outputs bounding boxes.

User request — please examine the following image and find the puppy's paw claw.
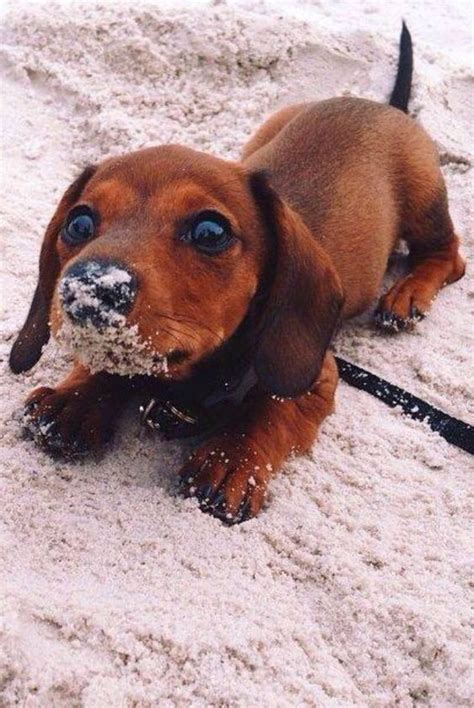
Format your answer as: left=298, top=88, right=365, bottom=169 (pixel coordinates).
left=409, top=304, right=426, bottom=323
left=375, top=276, right=430, bottom=333
left=374, top=304, right=425, bottom=333
left=21, top=386, right=113, bottom=459
left=177, top=437, right=271, bottom=524
left=374, top=309, right=411, bottom=333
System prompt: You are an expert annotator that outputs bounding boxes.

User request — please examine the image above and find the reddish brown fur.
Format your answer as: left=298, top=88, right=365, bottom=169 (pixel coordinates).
left=13, top=96, right=465, bottom=524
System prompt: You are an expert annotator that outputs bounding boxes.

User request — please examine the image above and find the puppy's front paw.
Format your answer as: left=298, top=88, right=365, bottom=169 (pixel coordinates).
left=177, top=434, right=273, bottom=525
left=22, top=385, right=115, bottom=459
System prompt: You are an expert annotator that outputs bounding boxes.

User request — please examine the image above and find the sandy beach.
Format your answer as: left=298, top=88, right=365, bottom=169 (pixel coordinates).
left=0, top=0, right=472, bottom=704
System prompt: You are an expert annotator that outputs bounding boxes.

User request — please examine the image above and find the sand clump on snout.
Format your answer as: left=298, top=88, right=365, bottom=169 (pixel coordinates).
left=56, top=265, right=169, bottom=376
left=59, top=263, right=136, bottom=320
left=55, top=316, right=169, bottom=377
left=55, top=264, right=168, bottom=376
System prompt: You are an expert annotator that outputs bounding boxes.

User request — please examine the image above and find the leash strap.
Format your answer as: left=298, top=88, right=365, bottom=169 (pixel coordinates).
left=335, top=356, right=474, bottom=456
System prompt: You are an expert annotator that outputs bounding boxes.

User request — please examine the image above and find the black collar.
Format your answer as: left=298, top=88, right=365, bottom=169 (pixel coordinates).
left=139, top=355, right=473, bottom=455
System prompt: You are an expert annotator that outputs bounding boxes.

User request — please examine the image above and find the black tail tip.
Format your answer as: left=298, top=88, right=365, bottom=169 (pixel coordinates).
left=389, top=20, right=413, bottom=114
left=400, top=20, right=412, bottom=52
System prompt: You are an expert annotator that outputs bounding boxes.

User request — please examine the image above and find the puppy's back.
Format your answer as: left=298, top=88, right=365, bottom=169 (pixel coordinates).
left=243, top=97, right=442, bottom=316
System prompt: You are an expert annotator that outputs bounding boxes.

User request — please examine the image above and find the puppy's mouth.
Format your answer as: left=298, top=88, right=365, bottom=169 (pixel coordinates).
left=163, top=349, right=189, bottom=366
left=54, top=313, right=191, bottom=379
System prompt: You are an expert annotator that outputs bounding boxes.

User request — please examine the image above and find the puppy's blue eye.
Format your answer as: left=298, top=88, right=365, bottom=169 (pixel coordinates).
left=62, top=208, right=96, bottom=245
left=183, top=211, right=234, bottom=254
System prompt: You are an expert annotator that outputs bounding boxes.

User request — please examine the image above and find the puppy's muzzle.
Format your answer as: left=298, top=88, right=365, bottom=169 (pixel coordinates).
left=59, top=259, right=137, bottom=327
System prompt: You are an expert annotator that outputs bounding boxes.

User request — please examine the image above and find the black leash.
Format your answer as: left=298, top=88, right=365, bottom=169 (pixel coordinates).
left=335, top=356, right=474, bottom=456
left=139, top=356, right=473, bottom=456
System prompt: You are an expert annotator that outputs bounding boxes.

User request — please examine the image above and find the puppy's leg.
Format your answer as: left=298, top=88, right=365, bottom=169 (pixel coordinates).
left=241, top=103, right=306, bottom=160
left=178, top=353, right=338, bottom=524
left=375, top=185, right=465, bottom=331
left=23, top=364, right=131, bottom=458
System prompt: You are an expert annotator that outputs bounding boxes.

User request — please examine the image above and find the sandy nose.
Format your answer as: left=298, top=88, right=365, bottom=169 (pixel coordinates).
left=59, top=259, right=137, bottom=327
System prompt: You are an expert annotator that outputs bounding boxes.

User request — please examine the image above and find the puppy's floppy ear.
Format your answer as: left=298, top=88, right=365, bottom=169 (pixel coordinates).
left=9, top=165, right=96, bottom=374
left=249, top=171, right=344, bottom=397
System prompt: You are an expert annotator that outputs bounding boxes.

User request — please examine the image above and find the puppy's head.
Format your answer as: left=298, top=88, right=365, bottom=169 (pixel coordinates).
left=10, top=146, right=343, bottom=396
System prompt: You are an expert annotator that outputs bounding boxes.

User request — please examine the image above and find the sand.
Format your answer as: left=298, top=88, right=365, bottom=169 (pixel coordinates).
left=0, top=0, right=473, bottom=705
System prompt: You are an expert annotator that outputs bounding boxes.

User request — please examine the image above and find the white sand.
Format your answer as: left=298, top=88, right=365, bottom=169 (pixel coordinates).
left=0, top=0, right=473, bottom=704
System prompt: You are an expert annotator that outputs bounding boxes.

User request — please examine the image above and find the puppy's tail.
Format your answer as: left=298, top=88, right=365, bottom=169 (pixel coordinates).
left=389, top=21, right=413, bottom=113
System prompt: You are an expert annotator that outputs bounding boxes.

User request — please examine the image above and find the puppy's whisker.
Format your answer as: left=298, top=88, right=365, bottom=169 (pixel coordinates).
left=154, top=323, right=191, bottom=354
left=153, top=316, right=204, bottom=344
left=154, top=312, right=225, bottom=345
left=154, top=319, right=215, bottom=353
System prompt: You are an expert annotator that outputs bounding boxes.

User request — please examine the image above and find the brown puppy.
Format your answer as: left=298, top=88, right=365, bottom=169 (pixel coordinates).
left=10, top=27, right=465, bottom=523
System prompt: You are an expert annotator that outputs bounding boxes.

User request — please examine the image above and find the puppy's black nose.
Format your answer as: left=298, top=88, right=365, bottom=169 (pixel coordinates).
left=59, top=260, right=137, bottom=327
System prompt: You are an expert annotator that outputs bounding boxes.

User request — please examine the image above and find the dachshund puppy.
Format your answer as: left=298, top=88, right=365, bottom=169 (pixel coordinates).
left=11, top=26, right=465, bottom=523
